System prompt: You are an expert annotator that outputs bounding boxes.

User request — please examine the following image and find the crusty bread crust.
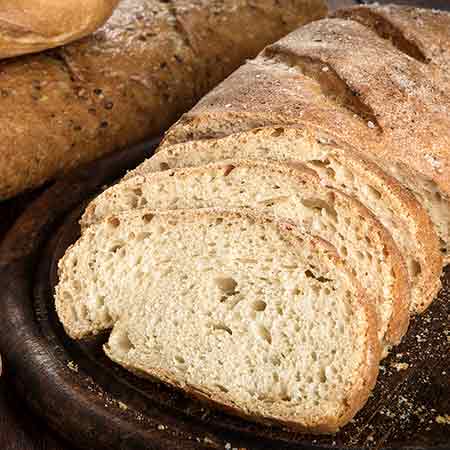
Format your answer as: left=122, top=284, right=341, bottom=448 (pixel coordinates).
left=101, top=208, right=380, bottom=433
left=0, top=0, right=119, bottom=58
left=162, top=8, right=450, bottom=201
left=0, top=0, right=327, bottom=200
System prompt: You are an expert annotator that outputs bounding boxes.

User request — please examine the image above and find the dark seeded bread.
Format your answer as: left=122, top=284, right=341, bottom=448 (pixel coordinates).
left=0, top=0, right=327, bottom=200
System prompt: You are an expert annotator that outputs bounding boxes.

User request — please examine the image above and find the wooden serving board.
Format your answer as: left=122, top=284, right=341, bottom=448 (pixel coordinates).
left=0, top=138, right=449, bottom=450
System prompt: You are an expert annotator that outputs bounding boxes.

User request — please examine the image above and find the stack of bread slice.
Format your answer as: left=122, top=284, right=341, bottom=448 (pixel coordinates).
left=55, top=4, right=449, bottom=433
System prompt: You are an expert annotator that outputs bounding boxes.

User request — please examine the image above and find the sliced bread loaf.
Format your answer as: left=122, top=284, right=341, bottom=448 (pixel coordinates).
left=56, top=208, right=380, bottom=432
left=158, top=7, right=450, bottom=262
left=81, top=159, right=409, bottom=348
left=127, top=125, right=441, bottom=314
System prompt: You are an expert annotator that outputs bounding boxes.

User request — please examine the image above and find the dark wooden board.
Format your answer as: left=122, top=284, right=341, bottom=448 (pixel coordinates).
left=0, top=136, right=449, bottom=450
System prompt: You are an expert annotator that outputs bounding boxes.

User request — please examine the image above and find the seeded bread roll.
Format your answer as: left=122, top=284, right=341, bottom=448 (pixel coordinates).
left=0, top=0, right=327, bottom=200
left=56, top=208, right=380, bottom=433
left=0, top=0, right=119, bottom=59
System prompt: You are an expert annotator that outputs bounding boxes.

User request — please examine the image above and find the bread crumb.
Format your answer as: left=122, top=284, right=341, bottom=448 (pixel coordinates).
left=390, top=362, right=409, bottom=371
left=367, top=121, right=375, bottom=129
left=67, top=361, right=79, bottom=372
left=322, top=66, right=329, bottom=72
left=203, top=436, right=216, bottom=445
left=118, top=401, right=128, bottom=411
left=435, top=415, right=450, bottom=425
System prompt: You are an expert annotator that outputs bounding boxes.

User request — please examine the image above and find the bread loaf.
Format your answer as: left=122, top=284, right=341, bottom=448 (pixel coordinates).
left=161, top=4, right=450, bottom=263
left=130, top=125, right=440, bottom=314
left=56, top=208, right=380, bottom=432
left=0, top=0, right=327, bottom=200
left=81, top=159, right=410, bottom=349
left=0, top=0, right=119, bottom=58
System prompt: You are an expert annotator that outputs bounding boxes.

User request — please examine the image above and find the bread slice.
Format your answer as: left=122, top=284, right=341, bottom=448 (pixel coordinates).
left=81, top=159, right=409, bottom=349
left=127, top=125, right=442, bottom=314
left=56, top=208, right=380, bottom=432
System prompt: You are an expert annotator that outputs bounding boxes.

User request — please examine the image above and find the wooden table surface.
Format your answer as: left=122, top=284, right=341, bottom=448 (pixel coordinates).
left=0, top=191, right=74, bottom=450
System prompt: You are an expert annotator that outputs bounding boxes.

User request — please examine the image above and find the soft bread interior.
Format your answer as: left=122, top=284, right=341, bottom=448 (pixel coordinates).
left=56, top=209, right=378, bottom=432
left=82, top=160, right=409, bottom=347
left=127, top=127, right=441, bottom=313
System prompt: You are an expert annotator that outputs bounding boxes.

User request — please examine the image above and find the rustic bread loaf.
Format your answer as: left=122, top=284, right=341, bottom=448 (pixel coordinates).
left=160, top=5, right=450, bottom=262
left=0, top=0, right=119, bottom=59
left=56, top=208, right=380, bottom=432
left=129, top=125, right=440, bottom=314
left=81, top=159, right=410, bottom=349
left=0, top=0, right=327, bottom=200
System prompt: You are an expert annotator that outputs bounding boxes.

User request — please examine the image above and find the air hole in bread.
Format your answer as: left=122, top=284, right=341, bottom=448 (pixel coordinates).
left=366, top=185, right=382, bottom=201
left=61, top=290, right=73, bottom=301
left=136, top=232, right=152, bottom=241
left=326, top=167, right=336, bottom=180
left=117, top=331, right=134, bottom=354
left=174, top=355, right=185, bottom=364
left=108, top=216, right=120, bottom=228
left=271, top=355, right=281, bottom=366
left=70, top=305, right=78, bottom=321
left=409, top=259, right=422, bottom=278
left=300, top=198, right=337, bottom=222
left=309, top=159, right=330, bottom=169
left=109, top=241, right=125, bottom=253
left=212, top=323, right=233, bottom=335
left=271, top=127, right=285, bottom=137
left=142, top=213, right=154, bottom=223
left=257, top=324, right=272, bottom=344
left=304, top=270, right=331, bottom=283
left=252, top=300, right=267, bottom=312
left=215, top=276, right=238, bottom=295
left=160, top=162, right=170, bottom=170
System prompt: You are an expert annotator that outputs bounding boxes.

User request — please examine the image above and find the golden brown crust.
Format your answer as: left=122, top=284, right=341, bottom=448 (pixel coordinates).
left=103, top=207, right=380, bottom=433
left=0, top=0, right=119, bottom=59
left=0, top=0, right=327, bottom=200
left=332, top=4, right=450, bottom=69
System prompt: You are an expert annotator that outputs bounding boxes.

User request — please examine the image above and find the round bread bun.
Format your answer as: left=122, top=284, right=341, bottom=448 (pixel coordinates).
left=0, top=0, right=119, bottom=59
